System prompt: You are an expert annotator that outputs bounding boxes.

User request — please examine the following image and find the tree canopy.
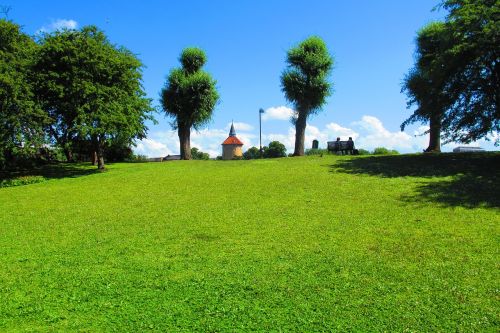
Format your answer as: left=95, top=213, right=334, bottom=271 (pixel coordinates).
left=160, top=47, right=219, bottom=160
left=0, top=19, right=46, bottom=169
left=403, top=0, right=499, bottom=146
left=281, top=36, right=333, bottom=156
left=402, top=22, right=456, bottom=152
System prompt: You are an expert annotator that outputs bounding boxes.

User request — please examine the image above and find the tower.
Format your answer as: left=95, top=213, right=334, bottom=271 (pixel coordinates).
left=221, top=122, right=244, bottom=160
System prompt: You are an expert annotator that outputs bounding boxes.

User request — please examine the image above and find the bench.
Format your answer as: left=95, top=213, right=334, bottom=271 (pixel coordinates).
left=327, top=138, right=359, bottom=155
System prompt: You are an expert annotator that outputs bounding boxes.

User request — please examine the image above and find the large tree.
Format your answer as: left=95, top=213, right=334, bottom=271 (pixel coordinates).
left=403, top=1, right=499, bottom=147
left=34, top=26, right=154, bottom=169
left=160, top=48, right=219, bottom=160
left=281, top=36, right=334, bottom=156
left=0, top=19, right=46, bottom=169
left=438, top=0, right=499, bottom=144
left=402, top=22, right=456, bottom=152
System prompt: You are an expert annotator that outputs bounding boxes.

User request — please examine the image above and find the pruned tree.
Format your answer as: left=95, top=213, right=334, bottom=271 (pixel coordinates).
left=281, top=36, right=333, bottom=156
left=160, top=48, right=219, bottom=160
left=34, top=26, right=154, bottom=169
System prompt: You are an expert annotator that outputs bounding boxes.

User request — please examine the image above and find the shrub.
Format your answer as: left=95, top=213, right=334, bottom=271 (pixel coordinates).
left=191, top=147, right=210, bottom=160
left=127, top=154, right=149, bottom=162
left=243, top=147, right=261, bottom=160
left=357, top=149, right=371, bottom=155
left=372, top=147, right=399, bottom=155
left=263, top=141, right=287, bottom=158
left=306, top=148, right=329, bottom=156
left=0, top=175, right=46, bottom=188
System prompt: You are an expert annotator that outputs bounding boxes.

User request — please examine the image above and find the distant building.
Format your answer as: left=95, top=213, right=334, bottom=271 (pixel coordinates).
left=163, top=154, right=181, bottom=161
left=453, top=146, right=485, bottom=153
left=221, top=122, right=244, bottom=160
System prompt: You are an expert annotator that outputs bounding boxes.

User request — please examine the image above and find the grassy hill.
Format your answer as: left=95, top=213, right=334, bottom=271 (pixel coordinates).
left=0, top=154, right=498, bottom=331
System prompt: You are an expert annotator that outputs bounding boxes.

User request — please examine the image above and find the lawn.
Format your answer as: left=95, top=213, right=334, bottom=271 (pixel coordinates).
left=0, top=154, right=498, bottom=331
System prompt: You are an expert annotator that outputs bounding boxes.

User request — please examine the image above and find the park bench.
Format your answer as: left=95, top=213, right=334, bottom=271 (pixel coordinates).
left=327, top=137, right=359, bottom=155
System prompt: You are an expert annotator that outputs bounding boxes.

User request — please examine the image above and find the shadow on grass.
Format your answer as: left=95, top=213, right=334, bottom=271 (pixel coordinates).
left=0, top=163, right=99, bottom=181
left=331, top=153, right=500, bottom=209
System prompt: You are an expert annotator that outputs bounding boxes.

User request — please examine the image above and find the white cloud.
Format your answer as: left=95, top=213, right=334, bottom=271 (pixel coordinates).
left=325, top=123, right=359, bottom=141
left=37, top=19, right=78, bottom=34
left=225, top=122, right=254, bottom=132
left=134, top=138, right=174, bottom=157
left=352, top=115, right=416, bottom=151
left=262, top=106, right=294, bottom=121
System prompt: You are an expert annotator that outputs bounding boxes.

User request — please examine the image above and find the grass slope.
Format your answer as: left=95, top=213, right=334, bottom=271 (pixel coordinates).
left=0, top=154, right=499, bottom=331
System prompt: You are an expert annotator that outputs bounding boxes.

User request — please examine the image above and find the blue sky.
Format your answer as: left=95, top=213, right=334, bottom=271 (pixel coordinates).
left=8, top=0, right=498, bottom=156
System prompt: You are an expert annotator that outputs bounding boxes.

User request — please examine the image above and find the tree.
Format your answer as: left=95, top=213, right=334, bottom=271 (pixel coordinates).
left=243, top=146, right=260, bottom=160
left=402, top=22, right=455, bottom=152
left=281, top=36, right=334, bottom=156
left=403, top=1, right=499, bottom=147
left=437, top=0, right=499, bottom=144
left=263, top=141, right=287, bottom=158
left=161, top=48, right=219, bottom=160
left=0, top=19, right=46, bottom=169
left=34, top=26, right=154, bottom=169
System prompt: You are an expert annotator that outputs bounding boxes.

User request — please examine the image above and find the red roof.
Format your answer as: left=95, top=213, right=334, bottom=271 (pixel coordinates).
left=222, top=136, right=244, bottom=145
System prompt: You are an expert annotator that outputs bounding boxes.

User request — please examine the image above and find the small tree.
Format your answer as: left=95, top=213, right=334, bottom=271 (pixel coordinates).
left=161, top=48, right=219, bottom=160
left=263, top=141, right=287, bottom=158
left=281, top=36, right=334, bottom=156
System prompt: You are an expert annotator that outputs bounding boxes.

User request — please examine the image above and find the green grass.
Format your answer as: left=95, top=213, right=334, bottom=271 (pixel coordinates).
left=0, top=154, right=498, bottom=332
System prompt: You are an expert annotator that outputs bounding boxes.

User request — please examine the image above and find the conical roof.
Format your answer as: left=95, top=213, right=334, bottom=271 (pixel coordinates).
left=222, top=121, right=244, bottom=145
left=229, top=122, right=236, bottom=137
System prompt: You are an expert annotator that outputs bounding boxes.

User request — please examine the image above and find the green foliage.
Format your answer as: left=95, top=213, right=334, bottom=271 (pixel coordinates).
left=0, top=154, right=498, bottom=331
left=128, top=154, right=148, bottom=162
left=402, top=22, right=451, bottom=125
left=243, top=146, right=261, bottom=159
left=34, top=25, right=154, bottom=169
left=305, top=148, right=329, bottom=156
left=161, top=69, right=218, bottom=130
left=281, top=36, right=334, bottom=155
left=0, top=175, right=45, bottom=188
left=357, top=149, right=371, bottom=155
left=0, top=19, right=47, bottom=169
left=372, top=147, right=399, bottom=155
left=180, top=47, right=207, bottom=74
left=403, top=1, right=499, bottom=145
left=263, top=141, right=287, bottom=158
left=439, top=0, right=499, bottom=143
left=191, top=147, right=210, bottom=160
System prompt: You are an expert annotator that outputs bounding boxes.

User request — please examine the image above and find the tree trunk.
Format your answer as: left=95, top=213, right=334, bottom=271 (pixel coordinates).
left=425, top=113, right=441, bottom=153
left=293, top=112, right=307, bottom=156
left=63, top=147, right=73, bottom=162
left=93, top=137, right=105, bottom=170
left=178, top=124, right=192, bottom=160
left=91, top=151, right=97, bottom=165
